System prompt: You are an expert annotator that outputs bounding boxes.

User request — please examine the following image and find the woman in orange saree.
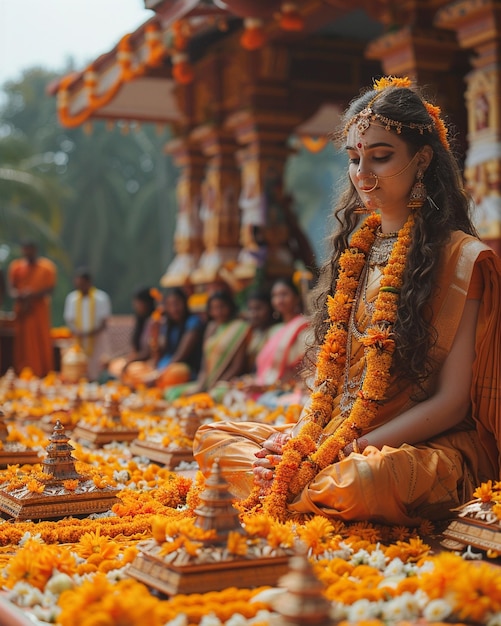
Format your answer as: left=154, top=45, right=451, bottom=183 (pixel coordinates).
left=194, top=78, right=501, bottom=525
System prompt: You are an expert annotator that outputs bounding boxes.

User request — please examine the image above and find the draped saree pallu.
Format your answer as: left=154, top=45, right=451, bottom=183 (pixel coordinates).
left=254, top=314, right=309, bottom=386
left=194, top=231, right=501, bottom=525
left=202, top=319, right=250, bottom=390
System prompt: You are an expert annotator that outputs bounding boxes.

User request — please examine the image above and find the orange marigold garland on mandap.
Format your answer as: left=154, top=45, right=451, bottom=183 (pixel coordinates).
left=243, top=211, right=415, bottom=521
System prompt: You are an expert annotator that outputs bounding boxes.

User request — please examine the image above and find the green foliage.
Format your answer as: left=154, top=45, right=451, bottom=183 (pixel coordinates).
left=0, top=67, right=177, bottom=324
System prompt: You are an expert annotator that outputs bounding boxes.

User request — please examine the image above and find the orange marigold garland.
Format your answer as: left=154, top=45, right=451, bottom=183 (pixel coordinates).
left=244, top=211, right=415, bottom=521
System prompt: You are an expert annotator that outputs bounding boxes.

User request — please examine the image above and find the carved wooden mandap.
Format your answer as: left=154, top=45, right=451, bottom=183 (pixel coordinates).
left=48, top=0, right=501, bottom=296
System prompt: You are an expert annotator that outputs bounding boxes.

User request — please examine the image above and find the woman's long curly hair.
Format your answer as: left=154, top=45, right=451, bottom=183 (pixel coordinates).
left=308, top=84, right=478, bottom=394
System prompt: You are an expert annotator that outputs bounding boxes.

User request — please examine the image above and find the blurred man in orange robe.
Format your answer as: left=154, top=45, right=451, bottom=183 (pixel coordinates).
left=8, top=241, right=57, bottom=377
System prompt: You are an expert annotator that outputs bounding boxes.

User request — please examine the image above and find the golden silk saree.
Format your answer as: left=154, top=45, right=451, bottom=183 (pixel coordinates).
left=194, top=233, right=501, bottom=523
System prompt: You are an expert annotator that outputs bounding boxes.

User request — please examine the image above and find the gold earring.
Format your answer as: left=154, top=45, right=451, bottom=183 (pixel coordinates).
left=408, top=169, right=427, bottom=210
left=353, top=201, right=371, bottom=214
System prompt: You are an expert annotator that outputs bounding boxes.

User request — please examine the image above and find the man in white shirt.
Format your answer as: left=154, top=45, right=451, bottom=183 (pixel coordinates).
left=63, top=268, right=112, bottom=381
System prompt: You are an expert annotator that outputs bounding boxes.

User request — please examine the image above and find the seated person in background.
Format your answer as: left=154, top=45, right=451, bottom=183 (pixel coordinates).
left=105, top=287, right=156, bottom=381
left=166, top=290, right=251, bottom=401
left=125, top=287, right=204, bottom=389
left=244, top=288, right=277, bottom=374
left=229, top=277, right=310, bottom=406
left=156, top=287, right=204, bottom=383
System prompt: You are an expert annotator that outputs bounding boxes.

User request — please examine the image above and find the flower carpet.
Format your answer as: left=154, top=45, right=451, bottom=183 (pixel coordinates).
left=0, top=369, right=500, bottom=626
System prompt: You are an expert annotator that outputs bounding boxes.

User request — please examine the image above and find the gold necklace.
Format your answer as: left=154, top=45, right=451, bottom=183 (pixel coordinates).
left=368, top=228, right=399, bottom=268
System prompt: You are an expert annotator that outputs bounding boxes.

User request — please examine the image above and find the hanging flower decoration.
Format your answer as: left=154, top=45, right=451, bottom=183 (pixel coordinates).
left=240, top=18, right=266, bottom=50
left=145, top=22, right=164, bottom=67
left=167, top=20, right=195, bottom=85
left=171, top=20, right=190, bottom=51
left=57, top=23, right=169, bottom=128
left=172, top=53, right=195, bottom=85
left=118, top=34, right=135, bottom=81
left=279, top=2, right=304, bottom=31
left=83, top=68, right=98, bottom=106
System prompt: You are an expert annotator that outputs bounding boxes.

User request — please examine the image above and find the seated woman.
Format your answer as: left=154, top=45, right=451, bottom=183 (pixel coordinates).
left=167, top=290, right=251, bottom=401
left=103, top=287, right=156, bottom=382
left=230, top=278, right=310, bottom=407
left=243, top=288, right=277, bottom=374
left=123, top=287, right=204, bottom=389
left=194, top=76, right=501, bottom=525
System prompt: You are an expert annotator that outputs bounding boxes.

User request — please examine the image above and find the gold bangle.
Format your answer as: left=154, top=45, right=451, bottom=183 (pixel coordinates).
left=352, top=438, right=360, bottom=454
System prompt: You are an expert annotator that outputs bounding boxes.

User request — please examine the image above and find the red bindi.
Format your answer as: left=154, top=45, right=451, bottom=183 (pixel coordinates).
left=357, top=142, right=362, bottom=148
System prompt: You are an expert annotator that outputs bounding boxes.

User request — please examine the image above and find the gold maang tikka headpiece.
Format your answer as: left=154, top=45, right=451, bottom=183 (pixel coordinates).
left=344, top=76, right=450, bottom=151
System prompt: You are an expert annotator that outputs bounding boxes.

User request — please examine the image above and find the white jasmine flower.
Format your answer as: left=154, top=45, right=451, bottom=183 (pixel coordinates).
left=8, top=582, right=42, bottom=607
left=32, top=604, right=61, bottom=622
left=164, top=615, right=189, bottom=626
left=487, top=612, right=501, bottom=626
left=351, top=548, right=370, bottom=565
left=113, top=469, right=130, bottom=484
left=330, top=602, right=348, bottom=621
left=423, top=598, right=453, bottom=622
left=381, top=593, right=420, bottom=622
left=378, top=574, right=405, bottom=590
left=327, top=541, right=352, bottom=560
left=199, top=613, right=222, bottom=626
left=225, top=614, right=248, bottom=626
left=413, top=588, right=430, bottom=610
left=106, top=568, right=129, bottom=582
left=384, top=557, right=405, bottom=577
left=367, top=547, right=388, bottom=570
left=250, top=588, right=284, bottom=604
left=249, top=610, right=276, bottom=623
left=41, top=589, right=59, bottom=607
left=19, top=531, right=43, bottom=546
left=347, top=598, right=380, bottom=622
left=416, top=560, right=434, bottom=574
left=403, top=562, right=420, bottom=575
left=46, top=572, right=74, bottom=594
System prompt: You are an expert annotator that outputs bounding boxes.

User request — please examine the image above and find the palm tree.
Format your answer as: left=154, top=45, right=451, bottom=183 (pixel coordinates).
left=1, top=67, right=178, bottom=320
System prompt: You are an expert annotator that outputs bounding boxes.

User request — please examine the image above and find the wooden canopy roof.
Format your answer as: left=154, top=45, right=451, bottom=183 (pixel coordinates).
left=46, top=0, right=399, bottom=131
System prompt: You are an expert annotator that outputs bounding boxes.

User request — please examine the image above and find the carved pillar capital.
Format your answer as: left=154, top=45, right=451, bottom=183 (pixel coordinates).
left=365, top=24, right=458, bottom=80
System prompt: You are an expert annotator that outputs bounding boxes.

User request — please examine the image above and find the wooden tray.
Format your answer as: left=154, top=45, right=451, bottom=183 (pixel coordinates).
left=129, top=439, right=193, bottom=468
left=0, top=448, right=41, bottom=467
left=0, top=481, right=119, bottom=521
left=442, top=517, right=501, bottom=553
left=128, top=548, right=290, bottom=596
left=72, top=424, right=139, bottom=447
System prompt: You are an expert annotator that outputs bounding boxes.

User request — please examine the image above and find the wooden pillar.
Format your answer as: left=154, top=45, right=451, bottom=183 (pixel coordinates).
left=226, top=110, right=303, bottom=285
left=160, top=138, right=205, bottom=288
left=364, top=20, right=466, bottom=124
left=436, top=0, right=501, bottom=256
left=188, top=126, right=242, bottom=289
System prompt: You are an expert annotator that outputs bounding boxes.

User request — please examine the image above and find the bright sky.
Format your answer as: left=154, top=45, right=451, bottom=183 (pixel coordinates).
left=0, top=0, right=154, bottom=87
